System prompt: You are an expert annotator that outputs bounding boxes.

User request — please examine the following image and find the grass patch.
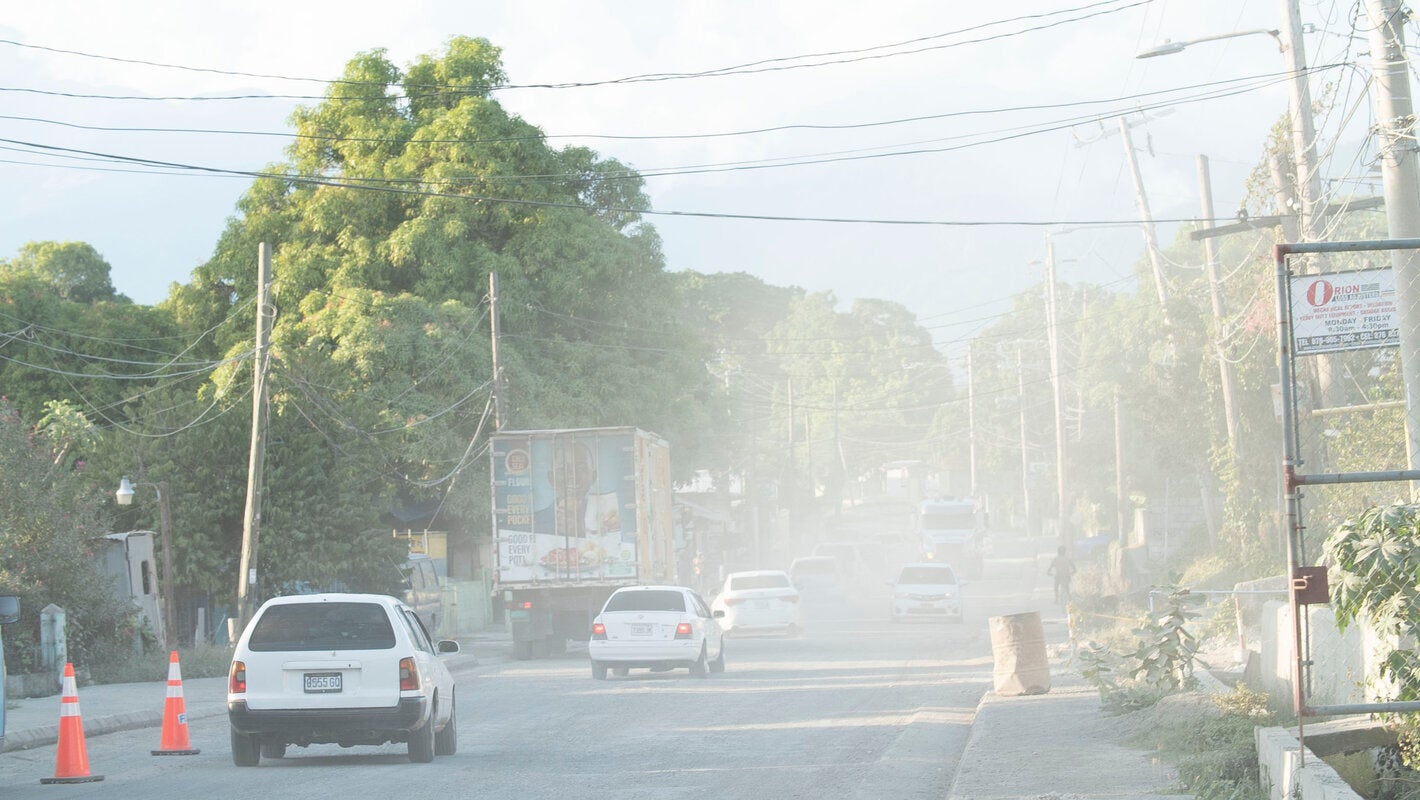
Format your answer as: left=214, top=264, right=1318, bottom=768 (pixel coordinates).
left=1123, top=684, right=1277, bottom=800
left=86, top=642, right=234, bottom=685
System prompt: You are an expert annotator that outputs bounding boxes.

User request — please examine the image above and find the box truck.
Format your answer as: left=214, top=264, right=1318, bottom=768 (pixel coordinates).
left=491, top=427, right=674, bottom=659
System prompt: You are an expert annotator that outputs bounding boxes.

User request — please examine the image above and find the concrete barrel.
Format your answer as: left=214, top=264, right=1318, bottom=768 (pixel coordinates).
left=988, top=611, right=1051, bottom=696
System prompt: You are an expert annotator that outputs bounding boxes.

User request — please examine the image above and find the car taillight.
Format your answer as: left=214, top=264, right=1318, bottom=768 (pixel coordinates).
left=675, top=622, right=693, bottom=639
left=592, top=622, right=607, bottom=640
left=229, top=660, right=246, bottom=694
left=399, top=656, right=420, bottom=691
left=723, top=597, right=741, bottom=606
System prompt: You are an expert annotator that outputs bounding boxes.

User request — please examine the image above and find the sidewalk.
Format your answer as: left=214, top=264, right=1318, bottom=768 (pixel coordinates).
left=1, top=630, right=511, bottom=754
left=948, top=588, right=1193, bottom=800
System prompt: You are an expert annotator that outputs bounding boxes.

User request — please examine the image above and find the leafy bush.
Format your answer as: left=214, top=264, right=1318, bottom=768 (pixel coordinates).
left=1077, top=584, right=1205, bottom=713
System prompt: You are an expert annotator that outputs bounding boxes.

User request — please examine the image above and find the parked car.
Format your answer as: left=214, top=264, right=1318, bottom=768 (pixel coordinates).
left=710, top=570, right=802, bottom=636
left=888, top=563, right=964, bottom=623
left=789, top=555, right=848, bottom=601
left=589, top=585, right=725, bottom=679
left=813, top=541, right=886, bottom=588
left=227, top=593, right=461, bottom=766
left=400, top=555, right=442, bottom=633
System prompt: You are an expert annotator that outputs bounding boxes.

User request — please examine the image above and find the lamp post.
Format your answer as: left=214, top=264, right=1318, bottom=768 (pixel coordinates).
left=116, top=476, right=177, bottom=648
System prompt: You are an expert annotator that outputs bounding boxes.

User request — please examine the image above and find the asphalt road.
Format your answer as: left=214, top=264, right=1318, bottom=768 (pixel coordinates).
left=0, top=581, right=1024, bottom=800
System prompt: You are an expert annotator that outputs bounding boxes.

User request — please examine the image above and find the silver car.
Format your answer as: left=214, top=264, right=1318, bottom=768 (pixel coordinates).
left=227, top=593, right=460, bottom=765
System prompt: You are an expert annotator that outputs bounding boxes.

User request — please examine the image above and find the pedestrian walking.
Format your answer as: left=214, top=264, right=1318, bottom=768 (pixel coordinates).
left=1047, top=546, right=1075, bottom=605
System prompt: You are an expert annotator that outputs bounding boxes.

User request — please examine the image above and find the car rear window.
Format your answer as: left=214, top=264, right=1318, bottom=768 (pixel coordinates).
left=603, top=590, right=686, bottom=613
left=899, top=567, right=957, bottom=584
left=730, top=574, right=791, bottom=591
left=248, top=602, right=397, bottom=651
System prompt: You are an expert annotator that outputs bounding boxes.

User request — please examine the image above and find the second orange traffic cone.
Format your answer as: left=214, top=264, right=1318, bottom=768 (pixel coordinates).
left=40, top=662, right=104, bottom=784
left=152, top=650, right=200, bottom=756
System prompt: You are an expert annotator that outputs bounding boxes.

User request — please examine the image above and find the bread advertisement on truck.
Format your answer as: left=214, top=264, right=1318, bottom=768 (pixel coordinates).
left=493, top=430, right=642, bottom=582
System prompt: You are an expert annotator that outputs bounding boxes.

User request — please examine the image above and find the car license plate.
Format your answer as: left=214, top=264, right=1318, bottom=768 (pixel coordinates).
left=304, top=672, right=342, bottom=693
left=629, top=623, right=653, bottom=636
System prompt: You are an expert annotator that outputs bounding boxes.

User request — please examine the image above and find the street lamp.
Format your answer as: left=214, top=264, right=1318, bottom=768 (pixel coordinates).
left=116, top=477, right=177, bottom=648
left=1135, top=29, right=1282, bottom=59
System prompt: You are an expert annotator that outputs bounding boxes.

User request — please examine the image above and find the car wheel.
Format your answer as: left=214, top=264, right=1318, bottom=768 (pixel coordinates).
left=613, top=667, right=629, bottom=677
left=260, top=740, right=286, bottom=759
left=435, top=697, right=457, bottom=756
left=408, top=701, right=437, bottom=763
left=591, top=661, right=608, bottom=680
left=230, top=726, right=260, bottom=767
left=689, top=646, right=708, bottom=678
left=709, top=642, right=726, bottom=674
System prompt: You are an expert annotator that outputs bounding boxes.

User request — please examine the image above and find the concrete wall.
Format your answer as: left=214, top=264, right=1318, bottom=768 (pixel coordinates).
left=1257, top=727, right=1363, bottom=800
left=1258, top=601, right=1394, bottom=707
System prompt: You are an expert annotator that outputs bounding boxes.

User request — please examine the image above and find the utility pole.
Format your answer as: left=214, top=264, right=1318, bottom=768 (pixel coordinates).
left=156, top=480, right=176, bottom=646
left=1017, top=347, right=1032, bottom=533
left=1045, top=243, right=1069, bottom=546
left=1281, top=0, right=1325, bottom=245
left=1197, top=155, right=1241, bottom=456
left=236, top=242, right=274, bottom=633
left=786, top=379, right=796, bottom=551
left=1115, top=389, right=1127, bottom=547
left=489, top=271, right=506, bottom=432
left=967, top=346, right=978, bottom=497
left=1364, top=0, right=1420, bottom=478
left=1118, top=117, right=1172, bottom=326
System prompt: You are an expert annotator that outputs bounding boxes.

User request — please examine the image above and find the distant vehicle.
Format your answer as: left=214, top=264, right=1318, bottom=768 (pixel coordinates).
left=400, top=554, right=442, bottom=633
left=589, top=585, right=725, bottom=679
left=813, top=541, right=886, bottom=585
left=0, top=594, right=18, bottom=752
left=888, top=563, right=964, bottom=623
left=227, top=593, right=461, bottom=765
left=917, top=498, right=988, bottom=577
left=789, top=555, right=848, bottom=601
left=710, top=570, right=802, bottom=636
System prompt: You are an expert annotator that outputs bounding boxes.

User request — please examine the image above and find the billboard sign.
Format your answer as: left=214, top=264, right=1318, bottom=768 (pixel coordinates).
left=1290, top=268, right=1398, bottom=355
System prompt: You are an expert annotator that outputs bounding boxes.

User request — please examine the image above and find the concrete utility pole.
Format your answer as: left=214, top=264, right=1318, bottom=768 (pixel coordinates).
left=1017, top=348, right=1032, bottom=532
left=1114, top=389, right=1127, bottom=546
left=1281, top=0, right=1326, bottom=245
left=1364, top=0, right=1420, bottom=477
left=966, top=347, right=978, bottom=497
left=489, top=271, right=506, bottom=432
left=1197, top=155, right=1241, bottom=456
left=235, top=242, right=274, bottom=633
left=1118, top=117, right=1173, bottom=326
left=1045, top=243, right=1069, bottom=546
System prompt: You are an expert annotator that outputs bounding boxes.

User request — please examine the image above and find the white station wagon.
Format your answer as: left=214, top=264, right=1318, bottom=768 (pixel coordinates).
left=227, top=593, right=461, bottom=765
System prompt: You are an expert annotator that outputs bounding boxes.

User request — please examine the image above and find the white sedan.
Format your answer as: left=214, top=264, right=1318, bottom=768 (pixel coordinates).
left=888, top=563, right=965, bottom=623
left=710, top=570, right=803, bottom=636
left=589, top=585, right=725, bottom=679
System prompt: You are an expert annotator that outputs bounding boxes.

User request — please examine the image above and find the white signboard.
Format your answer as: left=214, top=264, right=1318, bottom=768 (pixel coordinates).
left=1290, top=268, right=1398, bottom=355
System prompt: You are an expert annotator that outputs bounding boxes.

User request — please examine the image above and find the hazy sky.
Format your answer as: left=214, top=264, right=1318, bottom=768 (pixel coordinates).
left=0, top=1, right=1379, bottom=353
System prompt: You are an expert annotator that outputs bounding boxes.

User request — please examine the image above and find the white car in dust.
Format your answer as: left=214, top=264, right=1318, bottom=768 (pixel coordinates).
left=888, top=563, right=965, bottom=623
left=227, top=593, right=461, bottom=765
left=589, top=585, right=726, bottom=679
left=710, top=570, right=803, bottom=636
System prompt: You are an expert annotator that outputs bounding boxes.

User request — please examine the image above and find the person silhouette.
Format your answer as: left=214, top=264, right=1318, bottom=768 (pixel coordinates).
left=1047, top=546, right=1075, bottom=605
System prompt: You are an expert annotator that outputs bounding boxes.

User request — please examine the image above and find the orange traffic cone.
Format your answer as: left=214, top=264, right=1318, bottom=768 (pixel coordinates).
left=152, top=650, right=200, bottom=756
left=40, top=662, right=104, bottom=784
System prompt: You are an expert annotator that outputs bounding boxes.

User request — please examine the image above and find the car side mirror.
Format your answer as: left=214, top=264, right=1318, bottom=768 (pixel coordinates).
left=712, top=609, right=725, bottom=618
left=436, top=639, right=461, bottom=655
